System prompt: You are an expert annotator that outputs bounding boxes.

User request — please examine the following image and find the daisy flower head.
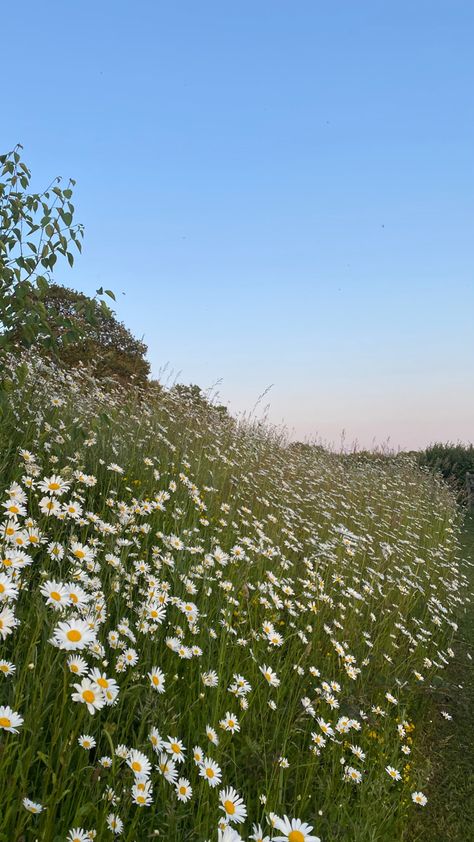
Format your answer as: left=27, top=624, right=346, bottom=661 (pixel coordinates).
left=411, top=791, right=428, bottom=806
left=107, top=813, right=124, bottom=834
left=386, top=765, right=402, bottom=781
left=199, top=756, right=222, bottom=787
left=219, top=712, right=240, bottom=733
left=164, top=736, right=186, bottom=763
left=206, top=725, right=219, bottom=745
left=0, top=573, right=19, bottom=602
left=0, top=705, right=24, bottom=733
left=260, top=664, right=280, bottom=687
left=157, top=752, right=178, bottom=784
left=0, top=659, right=16, bottom=677
left=67, top=828, right=92, bottom=842
left=273, top=815, right=320, bottom=842
left=22, top=797, right=43, bottom=813
left=78, top=734, right=96, bottom=750
left=52, top=619, right=96, bottom=651
left=127, top=749, right=152, bottom=778
left=218, top=828, right=244, bottom=842
left=71, top=678, right=105, bottom=714
left=250, top=824, right=271, bottom=842
left=176, top=777, right=193, bottom=802
left=148, top=666, right=165, bottom=692
left=67, top=655, right=89, bottom=675
left=219, top=787, right=247, bottom=824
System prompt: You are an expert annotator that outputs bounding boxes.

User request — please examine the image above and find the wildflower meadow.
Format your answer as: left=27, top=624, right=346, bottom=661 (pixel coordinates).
left=0, top=353, right=467, bottom=842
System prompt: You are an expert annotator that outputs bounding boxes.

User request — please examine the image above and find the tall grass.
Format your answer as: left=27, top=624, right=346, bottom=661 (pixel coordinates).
left=0, top=354, right=466, bottom=842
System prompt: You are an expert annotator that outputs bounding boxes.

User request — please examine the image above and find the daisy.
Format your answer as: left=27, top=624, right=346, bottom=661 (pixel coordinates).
left=193, top=745, right=204, bottom=765
left=78, top=734, right=96, bottom=750
left=38, top=474, right=70, bottom=496
left=219, top=712, right=240, bottom=733
left=149, top=727, right=163, bottom=753
left=0, top=705, right=23, bottom=733
left=127, top=749, right=152, bottom=778
left=67, top=655, right=89, bottom=675
left=260, top=664, right=280, bottom=687
left=71, top=678, right=105, bottom=714
left=163, top=736, right=186, bottom=763
left=218, top=828, right=244, bottom=842
left=107, top=813, right=124, bottom=834
left=148, top=666, right=165, bottom=692
left=0, top=660, right=16, bottom=677
left=386, top=766, right=402, bottom=781
left=199, top=756, right=222, bottom=787
left=411, top=791, right=428, bottom=806
left=250, top=824, right=271, bottom=842
left=22, top=797, right=43, bottom=813
left=52, top=619, right=96, bottom=651
left=40, top=580, right=71, bottom=609
left=206, top=725, right=219, bottom=745
left=219, top=787, right=247, bottom=824
left=273, top=815, right=320, bottom=842
left=157, top=752, right=178, bottom=784
left=0, top=606, right=18, bottom=639
left=67, top=829, right=91, bottom=842
left=176, top=777, right=193, bottom=802
left=0, top=573, right=19, bottom=602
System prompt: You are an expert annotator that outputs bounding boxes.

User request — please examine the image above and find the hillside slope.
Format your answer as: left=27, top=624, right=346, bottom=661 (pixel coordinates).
left=0, top=354, right=466, bottom=842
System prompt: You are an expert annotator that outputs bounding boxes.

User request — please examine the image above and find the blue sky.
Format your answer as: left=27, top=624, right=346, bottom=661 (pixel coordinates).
left=4, top=1, right=473, bottom=449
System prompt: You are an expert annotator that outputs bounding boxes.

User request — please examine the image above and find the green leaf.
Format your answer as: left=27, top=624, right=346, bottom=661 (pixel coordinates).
left=105, top=289, right=116, bottom=301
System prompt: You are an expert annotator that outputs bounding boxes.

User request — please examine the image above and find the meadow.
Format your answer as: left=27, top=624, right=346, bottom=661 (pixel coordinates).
left=0, top=353, right=467, bottom=842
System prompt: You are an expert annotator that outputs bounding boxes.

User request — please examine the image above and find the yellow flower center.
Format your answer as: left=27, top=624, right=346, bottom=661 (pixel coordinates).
left=74, top=549, right=85, bottom=559
left=289, top=832, right=305, bottom=842
left=49, top=482, right=60, bottom=490
left=0, top=583, right=4, bottom=593
left=82, top=690, right=95, bottom=703
left=136, top=795, right=146, bottom=804
left=131, top=761, right=142, bottom=772
left=171, top=743, right=180, bottom=753
left=179, top=785, right=187, bottom=795
left=70, top=593, right=78, bottom=603
left=152, top=675, right=159, bottom=685
left=224, top=800, right=236, bottom=815
left=97, top=677, right=108, bottom=688
left=0, top=665, right=8, bottom=673
left=51, top=591, right=61, bottom=601
left=0, top=717, right=12, bottom=727
left=228, top=720, right=235, bottom=728
left=206, top=767, right=214, bottom=778
left=67, top=629, right=82, bottom=642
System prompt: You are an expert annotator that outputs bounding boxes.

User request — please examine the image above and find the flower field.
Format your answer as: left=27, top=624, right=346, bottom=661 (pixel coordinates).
left=0, top=355, right=466, bottom=842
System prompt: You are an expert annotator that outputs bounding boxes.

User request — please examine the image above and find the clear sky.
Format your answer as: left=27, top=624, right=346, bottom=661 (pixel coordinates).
left=4, top=1, right=473, bottom=450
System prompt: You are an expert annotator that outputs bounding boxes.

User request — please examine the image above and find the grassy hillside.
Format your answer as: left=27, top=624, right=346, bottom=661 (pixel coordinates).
left=0, top=354, right=467, bottom=842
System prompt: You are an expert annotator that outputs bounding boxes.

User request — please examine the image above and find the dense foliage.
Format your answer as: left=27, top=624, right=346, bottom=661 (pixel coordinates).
left=418, top=443, right=474, bottom=502
left=0, top=146, right=83, bottom=349
left=0, top=352, right=465, bottom=842
left=36, top=284, right=150, bottom=385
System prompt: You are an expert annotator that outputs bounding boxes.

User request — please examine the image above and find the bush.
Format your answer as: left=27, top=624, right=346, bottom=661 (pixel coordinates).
left=35, top=283, right=150, bottom=385
left=418, top=442, right=474, bottom=501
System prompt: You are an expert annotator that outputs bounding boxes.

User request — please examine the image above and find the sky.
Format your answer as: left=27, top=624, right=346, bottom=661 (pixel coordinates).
left=3, top=1, right=473, bottom=450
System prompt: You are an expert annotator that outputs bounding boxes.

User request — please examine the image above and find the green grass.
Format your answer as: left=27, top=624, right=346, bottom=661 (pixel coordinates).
left=410, top=516, right=474, bottom=841
left=0, top=354, right=467, bottom=842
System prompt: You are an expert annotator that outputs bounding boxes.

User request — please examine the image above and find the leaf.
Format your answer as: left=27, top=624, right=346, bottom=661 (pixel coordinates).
left=105, top=289, right=116, bottom=301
